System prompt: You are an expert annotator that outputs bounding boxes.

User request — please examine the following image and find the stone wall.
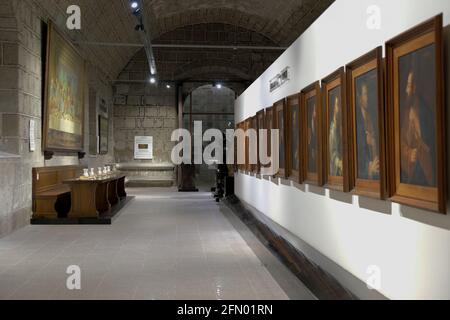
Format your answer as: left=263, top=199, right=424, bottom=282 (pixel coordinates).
left=113, top=83, right=177, bottom=164
left=113, top=83, right=177, bottom=184
left=0, top=0, right=115, bottom=238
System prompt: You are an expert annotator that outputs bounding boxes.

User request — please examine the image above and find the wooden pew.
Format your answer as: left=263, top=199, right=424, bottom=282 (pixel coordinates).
left=32, top=166, right=83, bottom=219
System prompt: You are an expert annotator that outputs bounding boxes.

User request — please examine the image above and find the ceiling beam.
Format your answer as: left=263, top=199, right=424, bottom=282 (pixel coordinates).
left=74, top=41, right=287, bottom=51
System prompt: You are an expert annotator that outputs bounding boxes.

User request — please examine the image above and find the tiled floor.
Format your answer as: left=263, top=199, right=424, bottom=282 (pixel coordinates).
left=0, top=188, right=315, bottom=300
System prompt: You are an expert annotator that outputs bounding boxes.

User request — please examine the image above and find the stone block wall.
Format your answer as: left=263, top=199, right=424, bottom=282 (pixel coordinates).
left=113, top=83, right=177, bottom=165
left=0, top=0, right=115, bottom=238
left=0, top=0, right=43, bottom=236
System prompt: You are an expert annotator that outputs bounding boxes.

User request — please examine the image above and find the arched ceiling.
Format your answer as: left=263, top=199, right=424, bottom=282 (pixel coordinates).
left=35, top=0, right=334, bottom=82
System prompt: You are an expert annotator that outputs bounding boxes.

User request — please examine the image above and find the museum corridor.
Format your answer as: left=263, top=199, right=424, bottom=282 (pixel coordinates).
left=0, top=188, right=313, bottom=300
left=1, top=0, right=450, bottom=303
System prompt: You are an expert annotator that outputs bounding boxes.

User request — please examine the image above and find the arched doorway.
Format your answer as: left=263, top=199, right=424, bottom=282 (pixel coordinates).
left=182, top=84, right=235, bottom=190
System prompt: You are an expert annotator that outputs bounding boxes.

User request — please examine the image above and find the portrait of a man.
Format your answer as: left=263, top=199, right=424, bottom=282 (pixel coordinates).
left=328, top=87, right=343, bottom=177
left=278, top=110, right=285, bottom=169
left=291, top=106, right=299, bottom=171
left=399, top=46, right=437, bottom=187
left=355, top=71, right=380, bottom=181
left=307, top=97, right=317, bottom=173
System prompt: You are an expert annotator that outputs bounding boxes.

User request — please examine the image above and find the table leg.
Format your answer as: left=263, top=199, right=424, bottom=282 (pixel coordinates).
left=107, top=179, right=119, bottom=207
left=69, top=183, right=99, bottom=218
left=117, top=177, right=127, bottom=199
left=96, top=182, right=110, bottom=213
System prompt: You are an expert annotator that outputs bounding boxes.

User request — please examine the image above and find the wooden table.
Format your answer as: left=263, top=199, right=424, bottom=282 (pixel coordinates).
left=64, top=174, right=127, bottom=218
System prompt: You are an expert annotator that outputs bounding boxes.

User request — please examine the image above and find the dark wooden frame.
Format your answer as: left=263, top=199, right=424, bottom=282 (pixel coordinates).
left=301, top=81, right=324, bottom=186
left=346, top=47, right=387, bottom=199
left=249, top=115, right=258, bottom=174
left=98, top=115, right=108, bottom=155
left=287, top=93, right=303, bottom=183
left=386, top=14, right=446, bottom=213
left=256, top=109, right=266, bottom=174
left=43, top=21, right=86, bottom=154
left=322, top=67, right=349, bottom=192
left=265, top=106, right=274, bottom=172
left=244, top=118, right=251, bottom=173
left=236, top=121, right=245, bottom=172
left=273, top=99, right=288, bottom=179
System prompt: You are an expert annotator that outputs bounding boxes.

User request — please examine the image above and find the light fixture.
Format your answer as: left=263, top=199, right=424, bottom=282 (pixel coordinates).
left=150, top=77, right=156, bottom=84
left=166, top=84, right=171, bottom=89
left=215, top=83, right=222, bottom=89
left=131, top=1, right=138, bottom=9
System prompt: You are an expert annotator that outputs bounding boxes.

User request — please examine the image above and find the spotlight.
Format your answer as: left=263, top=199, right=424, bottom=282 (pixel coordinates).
left=166, top=84, right=171, bottom=89
left=150, top=77, right=156, bottom=84
left=215, top=83, right=222, bottom=89
left=131, top=1, right=138, bottom=9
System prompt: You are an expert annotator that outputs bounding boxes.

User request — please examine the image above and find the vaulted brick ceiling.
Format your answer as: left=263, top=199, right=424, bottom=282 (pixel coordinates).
left=36, top=0, right=334, bottom=82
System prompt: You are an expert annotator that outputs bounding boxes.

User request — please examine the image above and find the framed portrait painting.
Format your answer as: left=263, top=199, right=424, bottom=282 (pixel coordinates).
left=98, top=116, right=108, bottom=155
left=287, top=93, right=302, bottom=183
left=273, top=99, right=288, bottom=179
left=386, top=14, right=446, bottom=213
left=250, top=115, right=258, bottom=174
left=43, top=21, right=85, bottom=153
left=346, top=47, right=386, bottom=199
left=237, top=121, right=245, bottom=172
left=322, top=67, right=349, bottom=192
left=302, top=82, right=324, bottom=186
left=244, top=118, right=251, bottom=173
left=256, top=109, right=266, bottom=174
left=265, top=106, right=274, bottom=173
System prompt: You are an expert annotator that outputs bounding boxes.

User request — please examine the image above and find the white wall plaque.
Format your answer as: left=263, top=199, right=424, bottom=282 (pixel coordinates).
left=134, top=136, right=153, bottom=160
left=29, top=119, right=36, bottom=152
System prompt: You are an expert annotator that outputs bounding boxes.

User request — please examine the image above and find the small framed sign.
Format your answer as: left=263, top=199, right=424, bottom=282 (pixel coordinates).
left=134, top=136, right=153, bottom=160
left=29, top=119, right=36, bottom=152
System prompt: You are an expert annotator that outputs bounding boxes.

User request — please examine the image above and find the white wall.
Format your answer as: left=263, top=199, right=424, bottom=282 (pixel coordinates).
left=235, top=0, right=450, bottom=300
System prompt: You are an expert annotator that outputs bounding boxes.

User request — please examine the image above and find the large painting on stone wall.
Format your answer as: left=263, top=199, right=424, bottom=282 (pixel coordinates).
left=43, top=21, right=85, bottom=153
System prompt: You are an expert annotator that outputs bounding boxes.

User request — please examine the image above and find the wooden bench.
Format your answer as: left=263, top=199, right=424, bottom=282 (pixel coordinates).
left=32, top=166, right=83, bottom=219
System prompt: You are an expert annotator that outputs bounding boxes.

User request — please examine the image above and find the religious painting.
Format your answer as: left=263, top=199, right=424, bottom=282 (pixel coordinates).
left=301, top=82, right=323, bottom=186
left=287, top=93, right=302, bottom=183
left=43, top=21, right=85, bottom=153
left=386, top=14, right=446, bottom=213
left=256, top=109, right=266, bottom=174
left=265, top=106, right=274, bottom=172
left=244, top=118, right=251, bottom=173
left=322, top=67, right=349, bottom=192
left=236, top=121, right=245, bottom=172
left=347, top=47, right=386, bottom=199
left=274, top=99, right=287, bottom=179
left=250, top=116, right=258, bottom=174
left=98, top=116, right=108, bottom=155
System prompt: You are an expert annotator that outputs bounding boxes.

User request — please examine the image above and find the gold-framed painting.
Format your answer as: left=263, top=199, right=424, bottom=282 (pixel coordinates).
left=250, top=115, right=258, bottom=174
left=287, top=93, right=302, bottom=184
left=322, top=67, right=349, bottom=192
left=256, top=109, right=266, bottom=174
left=98, top=116, right=108, bottom=155
left=301, top=81, right=324, bottom=186
left=43, top=21, right=86, bottom=153
left=386, top=14, right=446, bottom=213
left=273, top=99, right=288, bottom=179
left=346, top=47, right=387, bottom=199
